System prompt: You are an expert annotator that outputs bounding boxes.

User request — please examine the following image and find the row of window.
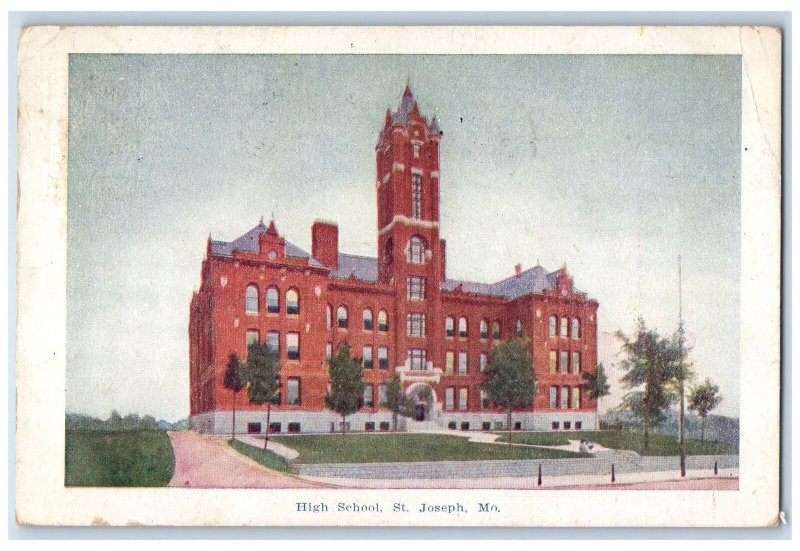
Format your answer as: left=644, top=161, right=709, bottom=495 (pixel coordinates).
left=548, top=386, right=582, bottom=409
left=549, top=316, right=582, bottom=339
left=245, top=330, right=300, bottom=360
left=383, top=236, right=428, bottom=266
left=548, top=350, right=582, bottom=374
left=246, top=420, right=585, bottom=434
left=245, top=285, right=299, bottom=315
left=325, top=344, right=390, bottom=370
left=326, top=305, right=389, bottom=332
left=443, top=351, right=488, bottom=375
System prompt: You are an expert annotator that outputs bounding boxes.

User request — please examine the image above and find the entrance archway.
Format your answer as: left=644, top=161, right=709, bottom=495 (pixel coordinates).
left=405, top=383, right=436, bottom=422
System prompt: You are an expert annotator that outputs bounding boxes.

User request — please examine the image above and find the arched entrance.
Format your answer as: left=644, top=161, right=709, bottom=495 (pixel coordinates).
left=406, top=383, right=436, bottom=422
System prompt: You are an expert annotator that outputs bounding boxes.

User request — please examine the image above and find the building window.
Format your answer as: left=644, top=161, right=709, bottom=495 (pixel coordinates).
left=560, top=386, right=569, bottom=410
left=572, top=387, right=581, bottom=409
left=409, top=236, right=425, bottom=264
left=448, top=421, right=457, bottom=430
left=564, top=421, right=572, bottom=430
left=409, top=348, right=427, bottom=371
left=363, top=384, right=373, bottom=408
left=549, top=387, right=557, bottom=409
left=287, top=333, right=300, bottom=360
left=480, top=390, right=490, bottom=409
left=363, top=309, right=373, bottom=330
left=378, top=347, right=388, bottom=370
left=411, top=175, right=422, bottom=219
left=445, top=316, right=455, bottom=337
left=571, top=318, right=581, bottom=339
left=549, top=315, right=557, bottom=337
left=286, top=378, right=301, bottom=405
left=269, top=422, right=281, bottom=434
left=458, top=388, right=468, bottom=410
left=266, top=286, right=279, bottom=313
left=326, top=342, right=332, bottom=359
left=245, top=284, right=259, bottom=314
left=365, top=422, right=375, bottom=432
left=549, top=351, right=557, bottom=374
left=458, top=351, right=467, bottom=374
left=480, top=352, right=488, bottom=372
left=572, top=351, right=581, bottom=374
left=560, top=350, right=569, bottom=374
left=575, top=421, right=582, bottom=430
left=362, top=346, right=373, bottom=368
left=407, top=276, right=426, bottom=300
left=380, top=421, right=390, bottom=431
left=560, top=317, right=568, bottom=338
left=247, top=422, right=262, bottom=434
left=286, top=288, right=299, bottom=315
left=407, top=313, right=426, bottom=337
left=378, top=384, right=388, bottom=406
left=492, top=321, right=501, bottom=340
left=246, top=329, right=260, bottom=347
left=266, top=331, right=279, bottom=353
left=378, top=309, right=389, bottom=332
left=458, top=317, right=468, bottom=338
left=325, top=304, right=332, bottom=330
left=515, top=319, right=523, bottom=337
left=412, top=142, right=420, bottom=158
left=479, top=319, right=489, bottom=339
left=445, top=388, right=454, bottom=410
left=288, top=422, right=301, bottom=433
left=337, top=306, right=348, bottom=329
left=552, top=421, right=560, bottom=430
left=445, top=351, right=454, bottom=375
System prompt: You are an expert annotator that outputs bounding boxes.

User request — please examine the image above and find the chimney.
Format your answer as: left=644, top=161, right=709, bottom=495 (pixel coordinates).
left=515, top=263, right=522, bottom=277
left=312, top=220, right=338, bottom=269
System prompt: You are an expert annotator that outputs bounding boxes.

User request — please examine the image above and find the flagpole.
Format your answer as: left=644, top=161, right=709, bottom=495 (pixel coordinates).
left=678, top=255, right=686, bottom=477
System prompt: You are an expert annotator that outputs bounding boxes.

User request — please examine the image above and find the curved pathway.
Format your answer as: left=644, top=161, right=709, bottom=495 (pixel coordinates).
left=167, top=431, right=322, bottom=488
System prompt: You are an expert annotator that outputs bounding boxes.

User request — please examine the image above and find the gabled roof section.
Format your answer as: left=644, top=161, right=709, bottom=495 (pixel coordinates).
left=330, top=253, right=379, bottom=282
left=442, top=265, right=586, bottom=301
left=209, top=221, right=326, bottom=268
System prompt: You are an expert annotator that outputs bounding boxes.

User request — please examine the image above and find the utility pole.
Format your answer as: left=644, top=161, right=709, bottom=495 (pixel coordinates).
left=678, top=255, right=686, bottom=477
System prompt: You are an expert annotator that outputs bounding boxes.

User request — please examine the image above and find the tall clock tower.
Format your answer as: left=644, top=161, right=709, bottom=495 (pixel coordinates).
left=376, top=85, right=446, bottom=375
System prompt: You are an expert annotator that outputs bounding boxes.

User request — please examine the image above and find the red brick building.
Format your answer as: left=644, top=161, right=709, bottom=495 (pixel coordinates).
left=189, top=85, right=599, bottom=434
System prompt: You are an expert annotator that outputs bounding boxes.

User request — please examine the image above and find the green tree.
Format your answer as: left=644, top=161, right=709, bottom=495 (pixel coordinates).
left=241, top=342, right=281, bottom=450
left=325, top=343, right=364, bottom=436
left=480, top=338, right=537, bottom=446
left=688, top=377, right=722, bottom=442
left=672, top=323, right=695, bottom=476
left=223, top=352, right=245, bottom=440
left=384, top=374, right=410, bottom=431
left=617, top=318, right=681, bottom=452
left=581, top=363, right=611, bottom=429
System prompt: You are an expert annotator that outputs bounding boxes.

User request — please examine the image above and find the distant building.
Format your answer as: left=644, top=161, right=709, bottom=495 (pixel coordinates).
left=189, top=85, right=600, bottom=435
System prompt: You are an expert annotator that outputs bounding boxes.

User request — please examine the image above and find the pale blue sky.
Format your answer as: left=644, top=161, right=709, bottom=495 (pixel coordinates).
left=67, top=54, right=740, bottom=421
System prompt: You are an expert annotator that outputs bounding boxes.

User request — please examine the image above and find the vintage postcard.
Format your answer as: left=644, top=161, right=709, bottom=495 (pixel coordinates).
left=15, top=25, right=781, bottom=527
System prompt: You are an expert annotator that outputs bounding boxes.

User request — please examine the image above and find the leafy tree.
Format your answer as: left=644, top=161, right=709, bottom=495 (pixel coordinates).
left=240, top=342, right=281, bottom=450
left=480, top=338, right=537, bottom=446
left=384, top=374, right=410, bottom=431
left=688, top=377, right=722, bottom=442
left=672, top=323, right=695, bottom=476
left=223, top=352, right=245, bottom=440
left=325, top=343, right=364, bottom=436
left=617, top=318, right=681, bottom=452
left=581, top=363, right=611, bottom=429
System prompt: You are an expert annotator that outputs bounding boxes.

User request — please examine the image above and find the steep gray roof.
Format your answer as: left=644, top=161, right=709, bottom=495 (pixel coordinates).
left=442, top=265, right=567, bottom=300
left=330, top=254, right=379, bottom=282
left=391, top=85, right=417, bottom=125
left=210, top=221, right=326, bottom=269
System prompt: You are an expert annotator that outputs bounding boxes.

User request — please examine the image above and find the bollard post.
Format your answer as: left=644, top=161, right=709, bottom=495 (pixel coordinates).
left=611, top=463, right=615, bottom=483
left=714, top=461, right=718, bottom=476
left=537, top=464, right=542, bottom=487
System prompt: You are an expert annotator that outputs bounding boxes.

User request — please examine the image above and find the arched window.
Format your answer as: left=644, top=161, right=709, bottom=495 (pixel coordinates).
left=378, top=309, right=388, bottom=332
left=549, top=315, right=557, bottom=337
left=492, top=321, right=501, bottom=340
left=571, top=318, right=581, bottom=339
left=363, top=309, right=373, bottom=331
left=384, top=238, right=393, bottom=266
left=286, top=288, right=300, bottom=315
left=560, top=317, right=568, bottom=338
left=445, top=316, right=455, bottom=337
left=325, top=304, right=332, bottom=331
left=337, top=306, right=348, bottom=329
left=479, top=319, right=489, bottom=339
left=245, top=284, right=259, bottom=314
left=458, top=317, right=468, bottom=338
left=515, top=319, right=523, bottom=337
left=409, top=236, right=426, bottom=264
left=266, top=286, right=279, bottom=313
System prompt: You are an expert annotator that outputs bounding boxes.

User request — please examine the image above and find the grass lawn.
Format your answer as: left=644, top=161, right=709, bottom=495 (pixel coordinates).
left=272, top=433, right=589, bottom=464
left=498, top=430, right=738, bottom=456
left=65, top=430, right=175, bottom=486
left=228, top=438, right=293, bottom=473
